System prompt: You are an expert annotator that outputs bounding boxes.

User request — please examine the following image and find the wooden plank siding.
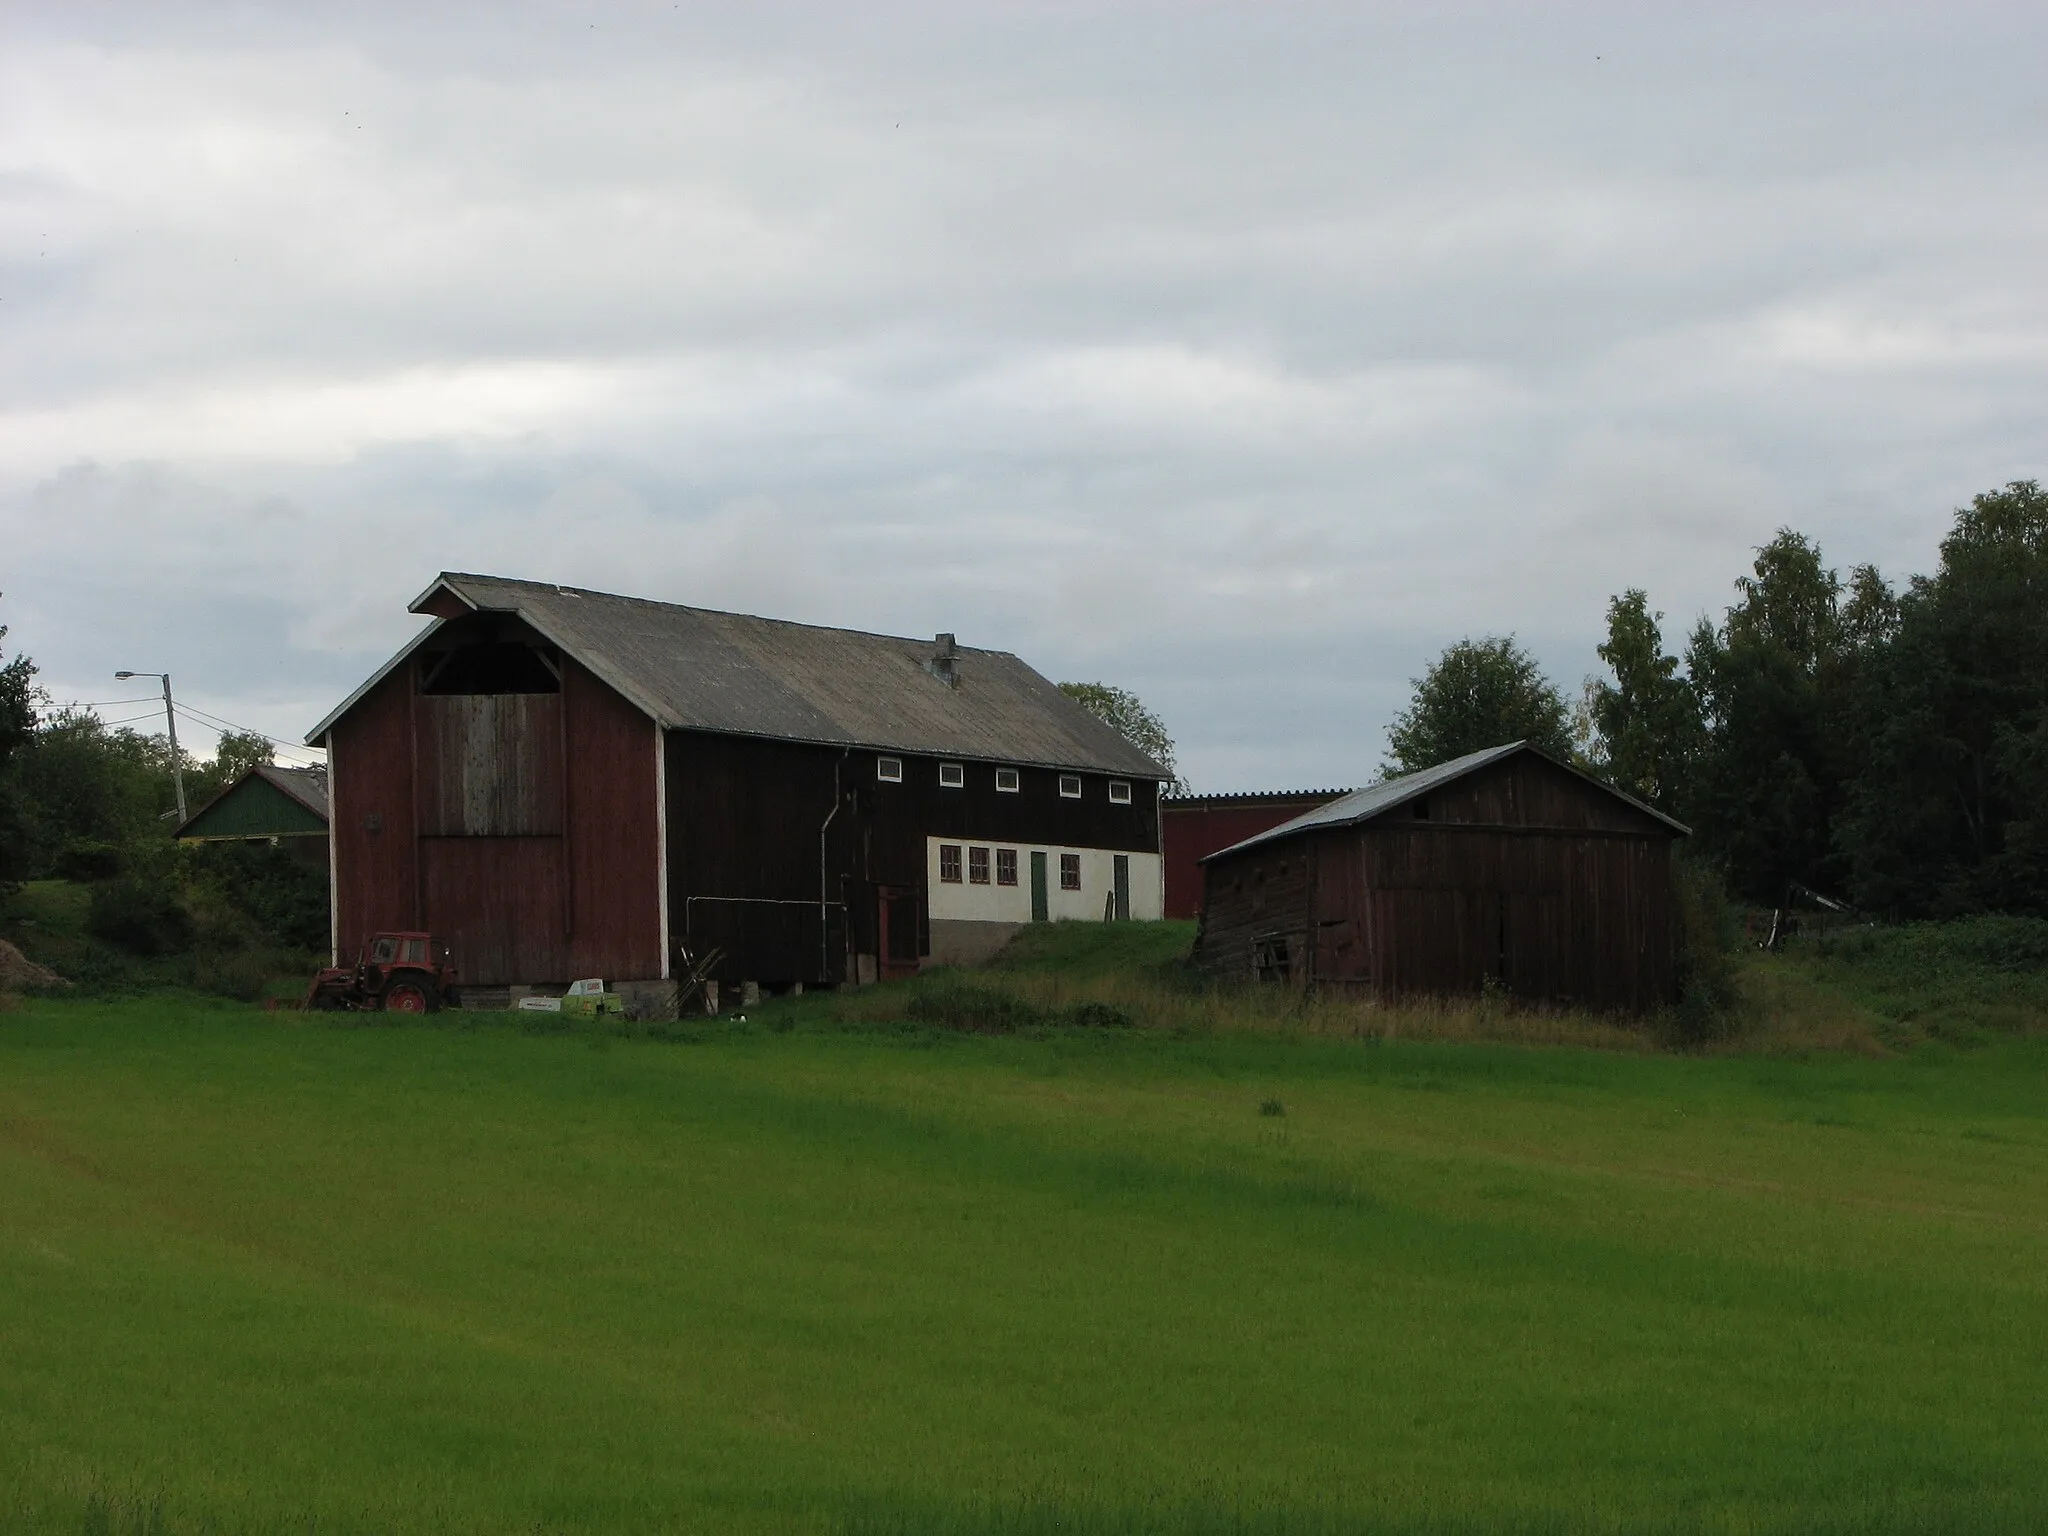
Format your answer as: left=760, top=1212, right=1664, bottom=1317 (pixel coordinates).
left=1199, top=750, right=1680, bottom=1014
left=415, top=695, right=564, bottom=836
left=1195, top=842, right=1317, bottom=985
left=328, top=648, right=663, bottom=987
left=329, top=667, right=420, bottom=962
left=561, top=658, right=663, bottom=985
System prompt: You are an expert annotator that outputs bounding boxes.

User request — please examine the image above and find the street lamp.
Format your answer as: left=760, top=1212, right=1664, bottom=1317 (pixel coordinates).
left=115, top=670, right=187, bottom=823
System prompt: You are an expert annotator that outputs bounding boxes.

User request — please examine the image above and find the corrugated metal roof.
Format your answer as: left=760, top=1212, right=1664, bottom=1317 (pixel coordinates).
left=1201, top=742, right=1687, bottom=861
left=309, top=573, right=1167, bottom=778
left=1164, top=789, right=1355, bottom=808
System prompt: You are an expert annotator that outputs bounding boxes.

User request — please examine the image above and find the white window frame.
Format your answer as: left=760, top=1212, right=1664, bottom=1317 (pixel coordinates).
left=939, top=761, right=965, bottom=789
left=1108, top=779, right=1132, bottom=804
left=877, top=756, right=903, bottom=782
left=1058, top=774, right=1083, bottom=799
left=994, top=767, right=1020, bottom=793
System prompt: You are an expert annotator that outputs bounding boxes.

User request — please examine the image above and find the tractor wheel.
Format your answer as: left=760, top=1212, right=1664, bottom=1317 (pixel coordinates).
left=383, top=980, right=434, bottom=1014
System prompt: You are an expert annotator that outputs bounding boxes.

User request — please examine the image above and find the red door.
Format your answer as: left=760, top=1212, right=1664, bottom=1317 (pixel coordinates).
left=877, top=887, right=920, bottom=980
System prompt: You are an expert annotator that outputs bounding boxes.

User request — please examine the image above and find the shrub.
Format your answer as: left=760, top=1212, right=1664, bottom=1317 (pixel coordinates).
left=86, top=871, right=193, bottom=956
left=54, top=839, right=125, bottom=881
left=183, top=841, right=329, bottom=951
left=1670, top=853, right=1740, bottom=1042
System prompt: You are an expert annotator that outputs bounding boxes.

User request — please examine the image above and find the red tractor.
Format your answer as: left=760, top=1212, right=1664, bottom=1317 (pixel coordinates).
left=304, top=932, right=459, bottom=1014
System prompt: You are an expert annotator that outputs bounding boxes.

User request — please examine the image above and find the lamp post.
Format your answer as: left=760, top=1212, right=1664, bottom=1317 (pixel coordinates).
left=115, top=670, right=187, bottom=823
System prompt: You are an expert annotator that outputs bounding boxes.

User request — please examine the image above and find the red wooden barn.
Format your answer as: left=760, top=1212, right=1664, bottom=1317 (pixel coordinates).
left=308, top=574, right=1168, bottom=1009
left=1196, top=742, right=1689, bottom=1013
left=1161, top=790, right=1351, bottom=919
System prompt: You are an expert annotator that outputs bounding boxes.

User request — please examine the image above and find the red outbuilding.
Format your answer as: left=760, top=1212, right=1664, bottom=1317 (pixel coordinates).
left=1161, top=790, right=1351, bottom=920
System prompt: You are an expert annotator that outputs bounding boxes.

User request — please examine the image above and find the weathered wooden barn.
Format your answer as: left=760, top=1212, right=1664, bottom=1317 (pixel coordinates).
left=1196, top=743, right=1687, bottom=1013
left=1161, top=789, right=1351, bottom=920
left=174, top=764, right=330, bottom=875
left=308, top=574, right=1167, bottom=1003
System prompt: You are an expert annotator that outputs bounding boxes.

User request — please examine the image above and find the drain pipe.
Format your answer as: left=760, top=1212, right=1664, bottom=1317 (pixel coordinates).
left=819, top=748, right=848, bottom=983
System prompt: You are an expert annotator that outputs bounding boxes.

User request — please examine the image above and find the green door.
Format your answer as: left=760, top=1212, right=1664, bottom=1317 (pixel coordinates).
left=1113, top=854, right=1130, bottom=921
left=1030, top=852, right=1049, bottom=922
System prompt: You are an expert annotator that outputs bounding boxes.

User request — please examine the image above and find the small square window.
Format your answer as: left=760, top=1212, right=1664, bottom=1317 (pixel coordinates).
left=1059, top=853, right=1081, bottom=890
left=996, top=848, right=1018, bottom=886
left=1058, top=774, right=1082, bottom=799
left=939, top=844, right=963, bottom=883
left=1108, top=780, right=1132, bottom=804
left=968, top=846, right=991, bottom=884
left=939, top=762, right=965, bottom=788
left=877, top=756, right=903, bottom=782
left=995, top=768, right=1020, bottom=793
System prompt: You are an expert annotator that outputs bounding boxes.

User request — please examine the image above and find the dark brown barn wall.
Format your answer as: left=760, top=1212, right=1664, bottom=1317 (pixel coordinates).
left=665, top=732, right=844, bottom=987
left=1199, top=748, right=1680, bottom=1013
left=1418, top=752, right=1668, bottom=835
left=328, top=667, right=420, bottom=963
left=1316, top=826, right=1674, bottom=1012
left=1193, top=842, right=1316, bottom=982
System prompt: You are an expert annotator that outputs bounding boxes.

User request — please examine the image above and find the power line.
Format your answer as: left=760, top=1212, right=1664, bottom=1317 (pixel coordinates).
left=71, top=696, right=162, bottom=708
left=171, top=704, right=325, bottom=764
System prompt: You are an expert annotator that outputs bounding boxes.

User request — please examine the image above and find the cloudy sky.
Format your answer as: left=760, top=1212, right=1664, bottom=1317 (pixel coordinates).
left=4, top=1, right=2044, bottom=789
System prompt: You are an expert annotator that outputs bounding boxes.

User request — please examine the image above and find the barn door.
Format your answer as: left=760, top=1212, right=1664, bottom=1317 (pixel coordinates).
left=877, top=887, right=920, bottom=980
left=1029, top=852, right=1049, bottom=922
left=1112, top=855, right=1130, bottom=921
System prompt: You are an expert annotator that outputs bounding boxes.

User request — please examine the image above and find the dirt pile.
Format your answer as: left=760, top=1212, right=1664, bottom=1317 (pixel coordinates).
left=0, top=939, right=68, bottom=989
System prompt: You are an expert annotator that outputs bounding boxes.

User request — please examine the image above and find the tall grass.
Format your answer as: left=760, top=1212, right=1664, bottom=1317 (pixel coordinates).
left=816, top=916, right=2047, bottom=1057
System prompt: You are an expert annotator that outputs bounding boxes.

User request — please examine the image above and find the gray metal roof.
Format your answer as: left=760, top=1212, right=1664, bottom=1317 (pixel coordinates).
left=309, top=573, right=1168, bottom=778
left=259, top=763, right=330, bottom=819
left=1202, top=741, right=1688, bottom=861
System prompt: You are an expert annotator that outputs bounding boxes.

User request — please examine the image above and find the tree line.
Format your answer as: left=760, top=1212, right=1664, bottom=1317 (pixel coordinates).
left=1386, top=481, right=2048, bottom=917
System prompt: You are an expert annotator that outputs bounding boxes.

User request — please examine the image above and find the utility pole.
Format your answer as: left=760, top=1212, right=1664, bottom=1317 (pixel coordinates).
left=115, top=670, right=187, bottom=822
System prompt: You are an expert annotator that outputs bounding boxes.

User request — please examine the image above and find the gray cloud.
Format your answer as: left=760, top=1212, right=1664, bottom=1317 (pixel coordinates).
left=4, top=1, right=2045, bottom=788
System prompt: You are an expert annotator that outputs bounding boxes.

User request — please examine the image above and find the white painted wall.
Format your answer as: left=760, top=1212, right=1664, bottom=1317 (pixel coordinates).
left=926, top=838, right=1164, bottom=923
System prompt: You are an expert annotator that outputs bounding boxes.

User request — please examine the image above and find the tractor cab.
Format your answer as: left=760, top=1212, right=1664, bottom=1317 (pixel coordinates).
left=306, top=932, right=460, bottom=1013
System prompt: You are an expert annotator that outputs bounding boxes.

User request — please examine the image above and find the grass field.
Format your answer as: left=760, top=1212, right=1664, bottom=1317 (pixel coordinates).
left=4, top=926, right=2047, bottom=1534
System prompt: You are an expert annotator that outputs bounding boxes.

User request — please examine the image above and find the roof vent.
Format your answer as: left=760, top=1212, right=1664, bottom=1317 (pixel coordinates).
left=928, top=632, right=959, bottom=688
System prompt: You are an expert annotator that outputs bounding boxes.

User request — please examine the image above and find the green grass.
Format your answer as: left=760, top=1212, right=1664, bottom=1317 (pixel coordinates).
left=5, top=973, right=2048, bottom=1532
